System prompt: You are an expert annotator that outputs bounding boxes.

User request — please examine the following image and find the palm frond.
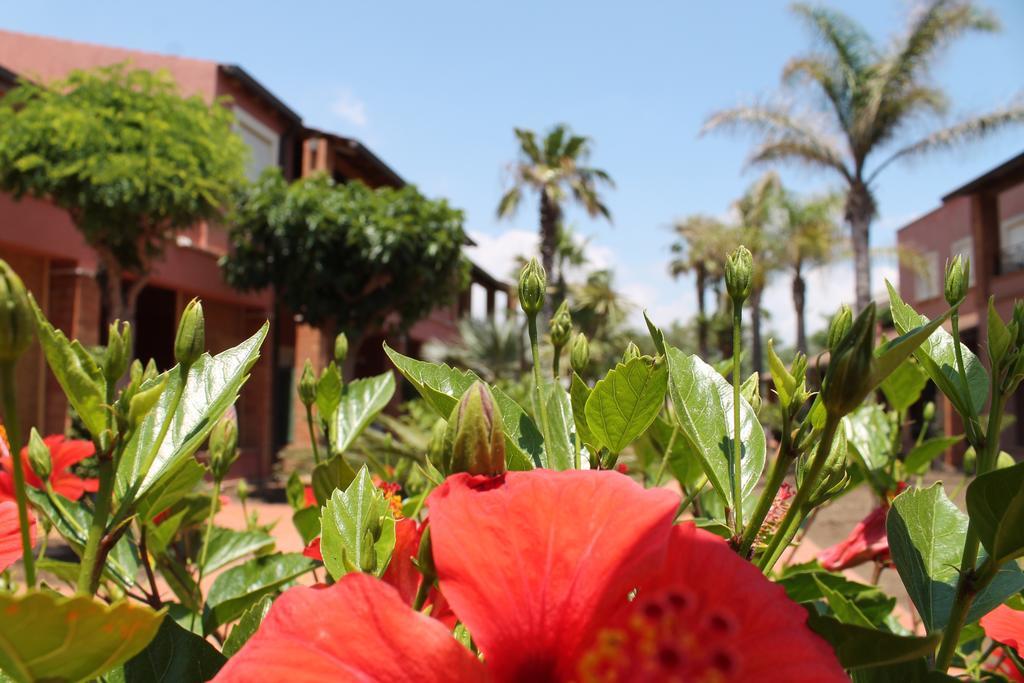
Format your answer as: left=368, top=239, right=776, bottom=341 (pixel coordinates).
left=791, top=3, right=876, bottom=76
left=747, top=136, right=851, bottom=180
left=496, top=187, right=522, bottom=218
left=562, top=134, right=590, bottom=161
left=544, top=125, right=568, bottom=164
left=513, top=128, right=542, bottom=164
left=869, top=100, right=1024, bottom=182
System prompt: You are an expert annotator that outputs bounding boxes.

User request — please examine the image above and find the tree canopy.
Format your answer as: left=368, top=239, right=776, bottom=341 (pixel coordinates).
left=0, top=64, right=248, bottom=322
left=222, top=168, right=470, bottom=335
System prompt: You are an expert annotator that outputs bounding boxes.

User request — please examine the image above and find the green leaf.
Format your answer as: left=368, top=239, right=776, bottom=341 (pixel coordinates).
left=0, top=591, right=162, bottom=683
left=384, top=344, right=541, bottom=468
left=868, top=304, right=956, bottom=402
left=291, top=506, right=320, bottom=545
left=30, top=296, right=106, bottom=438
left=850, top=659, right=958, bottom=683
left=315, top=362, right=343, bottom=424
left=133, top=458, right=207, bottom=524
left=116, top=323, right=268, bottom=516
left=541, top=382, right=575, bottom=470
left=663, top=344, right=766, bottom=508
left=222, top=596, right=273, bottom=658
left=966, top=460, right=1024, bottom=565
left=804, top=610, right=940, bottom=671
left=813, top=575, right=874, bottom=628
left=26, top=489, right=139, bottom=589
left=569, top=372, right=598, bottom=452
left=585, top=357, right=668, bottom=455
left=887, top=483, right=1024, bottom=632
left=880, top=357, right=928, bottom=413
left=311, top=453, right=357, bottom=507
left=117, top=616, right=225, bottom=683
left=285, top=471, right=305, bottom=511
left=643, top=310, right=666, bottom=356
left=887, top=282, right=988, bottom=416
left=778, top=564, right=895, bottom=625
left=205, top=553, right=314, bottom=627
left=330, top=371, right=395, bottom=455
left=319, top=466, right=396, bottom=579
left=201, top=527, right=275, bottom=573
left=904, top=436, right=962, bottom=476
left=844, top=403, right=892, bottom=473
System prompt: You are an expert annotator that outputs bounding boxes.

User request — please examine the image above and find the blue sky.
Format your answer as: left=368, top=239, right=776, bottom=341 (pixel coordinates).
left=5, top=1, right=1023, bottom=342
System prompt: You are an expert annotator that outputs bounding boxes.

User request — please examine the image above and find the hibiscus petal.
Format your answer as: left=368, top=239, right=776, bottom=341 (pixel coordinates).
left=214, top=573, right=486, bottom=682
left=427, top=470, right=678, bottom=682
left=818, top=505, right=889, bottom=571
left=982, top=604, right=1024, bottom=657
left=383, top=517, right=424, bottom=604
left=45, top=436, right=95, bottom=470
left=0, top=500, right=35, bottom=573
left=577, top=523, right=847, bottom=682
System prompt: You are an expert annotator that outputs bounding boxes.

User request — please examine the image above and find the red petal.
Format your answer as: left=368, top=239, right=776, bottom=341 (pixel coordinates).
left=302, top=537, right=322, bottom=562
left=427, top=470, right=678, bottom=681
left=818, top=505, right=889, bottom=571
left=0, top=500, right=35, bottom=573
left=382, top=517, right=423, bottom=604
left=576, top=523, right=847, bottom=682
left=214, top=573, right=486, bottom=682
left=42, top=436, right=95, bottom=471
left=982, top=605, right=1024, bottom=657
left=303, top=485, right=316, bottom=508
left=0, top=472, right=14, bottom=502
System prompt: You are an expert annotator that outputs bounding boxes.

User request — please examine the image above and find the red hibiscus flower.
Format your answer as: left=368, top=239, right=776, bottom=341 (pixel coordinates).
left=818, top=503, right=890, bottom=571
left=302, top=485, right=316, bottom=508
left=218, top=469, right=845, bottom=682
left=0, top=500, right=35, bottom=573
left=0, top=435, right=98, bottom=501
left=982, top=605, right=1024, bottom=681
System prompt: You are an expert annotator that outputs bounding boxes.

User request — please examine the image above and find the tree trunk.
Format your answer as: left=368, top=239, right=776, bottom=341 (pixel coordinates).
left=98, top=252, right=147, bottom=333
left=749, top=286, right=764, bottom=382
left=696, top=264, right=709, bottom=357
left=538, top=192, right=560, bottom=318
left=846, top=181, right=875, bottom=312
left=793, top=265, right=807, bottom=355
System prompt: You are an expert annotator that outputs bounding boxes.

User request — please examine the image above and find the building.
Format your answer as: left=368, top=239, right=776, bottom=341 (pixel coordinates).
left=897, top=151, right=1024, bottom=460
left=0, top=30, right=508, bottom=479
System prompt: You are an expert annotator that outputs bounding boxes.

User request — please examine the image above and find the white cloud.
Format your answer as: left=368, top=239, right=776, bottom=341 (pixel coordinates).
left=329, top=90, right=368, bottom=127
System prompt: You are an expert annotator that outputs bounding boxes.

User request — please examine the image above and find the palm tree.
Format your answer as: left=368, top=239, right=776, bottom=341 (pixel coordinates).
left=669, top=215, right=730, bottom=357
left=734, top=172, right=784, bottom=379
left=704, top=0, right=1024, bottom=311
left=775, top=191, right=844, bottom=353
left=498, top=124, right=614, bottom=313
left=422, top=317, right=524, bottom=381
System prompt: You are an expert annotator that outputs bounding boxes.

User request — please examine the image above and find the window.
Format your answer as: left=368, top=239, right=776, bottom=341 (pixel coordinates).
left=1001, top=213, right=1024, bottom=273
left=949, top=236, right=975, bottom=285
left=234, top=106, right=280, bottom=182
left=915, top=251, right=940, bottom=301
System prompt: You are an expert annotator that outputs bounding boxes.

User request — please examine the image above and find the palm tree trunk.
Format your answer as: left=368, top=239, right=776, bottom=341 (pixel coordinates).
left=846, top=181, right=874, bottom=312
left=793, top=264, right=807, bottom=355
left=749, top=286, right=764, bottom=382
left=538, top=193, right=560, bottom=317
left=696, top=264, right=709, bottom=357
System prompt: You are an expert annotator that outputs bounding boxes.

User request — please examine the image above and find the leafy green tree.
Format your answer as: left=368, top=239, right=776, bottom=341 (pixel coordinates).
left=222, top=169, right=469, bottom=358
left=704, top=0, right=1024, bottom=310
left=497, top=124, right=613, bottom=312
left=0, top=64, right=248, bottom=325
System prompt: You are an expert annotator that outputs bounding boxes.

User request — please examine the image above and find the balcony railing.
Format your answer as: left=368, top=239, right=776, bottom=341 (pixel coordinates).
left=1001, top=242, right=1024, bottom=274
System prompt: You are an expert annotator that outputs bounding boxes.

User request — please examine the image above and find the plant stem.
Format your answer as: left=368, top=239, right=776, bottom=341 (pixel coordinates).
left=675, top=477, right=707, bottom=520
left=191, top=479, right=221, bottom=631
left=951, top=314, right=983, bottom=448
left=76, top=453, right=115, bottom=595
left=757, top=413, right=841, bottom=574
left=738, top=416, right=793, bottom=556
left=0, top=361, right=35, bottom=587
left=139, top=527, right=162, bottom=609
left=652, top=425, right=679, bottom=486
left=412, top=576, right=432, bottom=611
left=552, top=346, right=561, bottom=380
left=935, top=391, right=1007, bottom=672
left=731, top=307, right=743, bottom=534
left=527, top=316, right=552, bottom=450
left=305, top=404, right=321, bottom=464
left=936, top=558, right=999, bottom=672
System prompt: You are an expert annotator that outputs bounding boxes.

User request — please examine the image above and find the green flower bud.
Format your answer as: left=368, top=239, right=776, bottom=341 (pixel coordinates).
left=822, top=304, right=876, bottom=417
left=174, top=298, right=205, bottom=368
left=549, top=301, right=572, bottom=350
left=827, top=304, right=853, bottom=352
left=298, top=359, right=317, bottom=407
left=444, top=382, right=506, bottom=476
left=236, top=478, right=250, bottom=503
left=724, top=245, right=753, bottom=304
left=923, top=401, right=936, bottom=423
left=518, top=258, right=546, bottom=317
left=334, top=332, right=349, bottom=366
left=427, top=417, right=448, bottom=473
left=208, top=412, right=239, bottom=481
left=0, top=259, right=35, bottom=363
left=944, top=255, right=969, bottom=306
left=359, top=528, right=377, bottom=573
left=103, top=320, right=132, bottom=384
left=570, top=333, right=590, bottom=375
left=1013, top=301, right=1024, bottom=348
left=622, top=341, right=641, bottom=364
left=414, top=525, right=437, bottom=583
left=27, top=428, right=51, bottom=481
